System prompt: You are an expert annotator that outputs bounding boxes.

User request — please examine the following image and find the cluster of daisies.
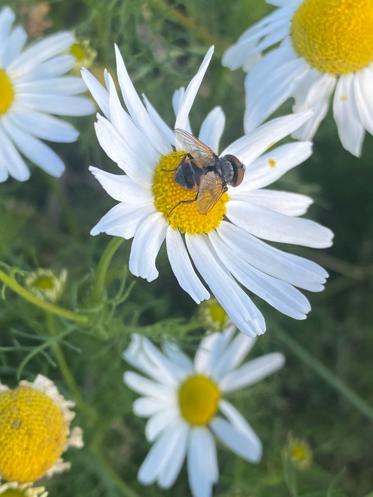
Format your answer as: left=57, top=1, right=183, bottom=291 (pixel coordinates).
left=1, top=0, right=372, bottom=496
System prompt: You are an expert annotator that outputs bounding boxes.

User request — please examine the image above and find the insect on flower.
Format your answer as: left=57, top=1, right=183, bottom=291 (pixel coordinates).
left=167, top=129, right=245, bottom=216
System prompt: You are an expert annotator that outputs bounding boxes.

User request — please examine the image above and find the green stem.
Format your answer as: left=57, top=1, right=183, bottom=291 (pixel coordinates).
left=0, top=270, right=88, bottom=324
left=275, top=326, right=373, bottom=422
left=92, top=237, right=124, bottom=302
left=46, top=315, right=95, bottom=420
left=91, top=448, right=142, bottom=497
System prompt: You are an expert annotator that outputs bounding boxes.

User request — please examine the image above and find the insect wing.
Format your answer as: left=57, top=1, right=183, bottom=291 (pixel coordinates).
left=175, top=128, right=216, bottom=169
left=196, top=171, right=226, bottom=214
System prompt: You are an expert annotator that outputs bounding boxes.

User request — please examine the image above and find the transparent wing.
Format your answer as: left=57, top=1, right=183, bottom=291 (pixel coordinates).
left=197, top=171, right=226, bottom=214
left=175, top=128, right=217, bottom=169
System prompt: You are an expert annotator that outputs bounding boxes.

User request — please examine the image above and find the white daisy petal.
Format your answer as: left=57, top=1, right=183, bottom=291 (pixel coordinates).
left=218, top=400, right=262, bottom=458
left=158, top=422, right=189, bottom=489
left=81, top=68, right=109, bottom=117
left=187, top=428, right=216, bottom=497
left=129, top=212, right=167, bottom=282
left=354, top=66, right=373, bottom=136
left=9, top=32, right=74, bottom=77
left=211, top=417, right=262, bottom=463
left=222, top=111, right=313, bottom=166
left=217, top=222, right=328, bottom=292
left=106, top=75, right=159, bottom=175
left=0, top=125, right=30, bottom=181
left=18, top=94, right=95, bottom=116
left=29, top=54, right=76, bottom=79
left=186, top=234, right=266, bottom=337
left=175, top=46, right=214, bottom=131
left=244, top=43, right=308, bottom=131
left=123, top=371, right=173, bottom=400
left=90, top=203, right=154, bottom=238
left=16, top=77, right=87, bottom=96
left=1, top=26, right=27, bottom=68
left=94, top=114, right=153, bottom=185
left=220, top=352, right=285, bottom=392
left=143, top=94, right=175, bottom=146
left=333, top=74, right=365, bottom=157
left=227, top=200, right=333, bottom=248
left=162, top=342, right=194, bottom=373
left=292, top=71, right=336, bottom=140
left=0, top=7, right=15, bottom=44
left=198, top=106, right=225, bottom=154
left=133, top=397, right=168, bottom=418
left=114, top=44, right=170, bottom=155
left=166, top=228, right=210, bottom=304
left=1, top=117, right=65, bottom=176
left=89, top=166, right=152, bottom=204
left=233, top=189, right=313, bottom=217
left=210, top=231, right=311, bottom=320
left=9, top=106, right=79, bottom=143
left=138, top=420, right=186, bottom=484
left=210, top=334, right=256, bottom=380
left=195, top=327, right=236, bottom=375
left=236, top=140, right=313, bottom=191
left=145, top=408, right=180, bottom=443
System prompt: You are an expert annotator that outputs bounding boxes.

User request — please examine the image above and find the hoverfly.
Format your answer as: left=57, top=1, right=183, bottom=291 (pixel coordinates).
left=168, top=129, right=245, bottom=215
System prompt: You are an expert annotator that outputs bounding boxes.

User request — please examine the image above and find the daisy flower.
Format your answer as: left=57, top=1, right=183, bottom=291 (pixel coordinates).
left=83, top=45, right=333, bottom=337
left=0, top=482, right=48, bottom=497
left=0, top=6, right=94, bottom=182
left=0, top=375, right=83, bottom=483
left=223, top=0, right=373, bottom=157
left=123, top=329, right=285, bottom=497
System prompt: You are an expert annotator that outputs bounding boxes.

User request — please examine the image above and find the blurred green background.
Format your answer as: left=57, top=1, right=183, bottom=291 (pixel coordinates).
left=1, top=1, right=373, bottom=496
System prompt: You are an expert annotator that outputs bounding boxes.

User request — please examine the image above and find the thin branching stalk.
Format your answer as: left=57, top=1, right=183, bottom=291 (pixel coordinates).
left=0, top=270, right=88, bottom=324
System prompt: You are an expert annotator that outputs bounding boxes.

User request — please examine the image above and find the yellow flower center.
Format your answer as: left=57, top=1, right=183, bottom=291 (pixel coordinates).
left=152, top=152, right=228, bottom=234
left=178, top=375, right=220, bottom=426
left=30, top=276, right=55, bottom=290
left=291, top=0, right=373, bottom=75
left=199, top=299, right=230, bottom=332
left=0, top=70, right=14, bottom=115
left=0, top=386, right=68, bottom=482
left=70, top=41, right=97, bottom=70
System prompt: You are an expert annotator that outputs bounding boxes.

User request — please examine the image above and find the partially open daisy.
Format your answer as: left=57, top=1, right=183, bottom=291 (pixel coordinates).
left=83, top=44, right=333, bottom=337
left=123, top=329, right=285, bottom=497
left=0, top=6, right=94, bottom=181
left=223, top=0, right=373, bottom=157
left=0, top=482, right=47, bottom=497
left=0, top=375, right=83, bottom=483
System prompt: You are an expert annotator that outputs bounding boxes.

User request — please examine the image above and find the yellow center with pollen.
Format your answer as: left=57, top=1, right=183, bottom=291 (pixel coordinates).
left=152, top=152, right=228, bottom=234
left=291, top=0, right=373, bottom=75
left=0, top=386, right=68, bottom=482
left=178, top=375, right=221, bottom=426
left=0, top=70, right=14, bottom=115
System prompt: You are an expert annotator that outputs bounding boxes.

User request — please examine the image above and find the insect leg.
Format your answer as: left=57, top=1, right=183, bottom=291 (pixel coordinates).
left=167, top=193, right=199, bottom=217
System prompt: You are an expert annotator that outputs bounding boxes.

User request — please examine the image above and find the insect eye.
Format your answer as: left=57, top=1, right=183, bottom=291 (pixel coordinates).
left=234, top=163, right=245, bottom=186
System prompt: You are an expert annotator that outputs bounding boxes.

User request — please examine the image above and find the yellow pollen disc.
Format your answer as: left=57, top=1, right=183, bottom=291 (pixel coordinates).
left=0, top=70, right=14, bottom=115
left=0, top=386, right=68, bottom=482
left=152, top=152, right=228, bottom=235
left=291, top=0, right=373, bottom=75
left=178, top=375, right=220, bottom=426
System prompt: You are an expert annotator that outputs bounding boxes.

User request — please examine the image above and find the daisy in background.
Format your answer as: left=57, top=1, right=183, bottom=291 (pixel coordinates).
left=0, top=482, right=48, bottom=497
left=123, top=328, right=285, bottom=497
left=223, top=0, right=373, bottom=157
left=0, top=6, right=94, bottom=182
left=83, top=44, right=333, bottom=338
left=0, top=375, right=83, bottom=483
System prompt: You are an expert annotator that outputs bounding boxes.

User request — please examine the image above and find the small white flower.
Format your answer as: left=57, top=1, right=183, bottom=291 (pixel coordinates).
left=223, top=0, right=373, bottom=157
left=123, top=329, right=285, bottom=497
left=83, top=44, right=333, bottom=337
left=0, top=6, right=94, bottom=181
